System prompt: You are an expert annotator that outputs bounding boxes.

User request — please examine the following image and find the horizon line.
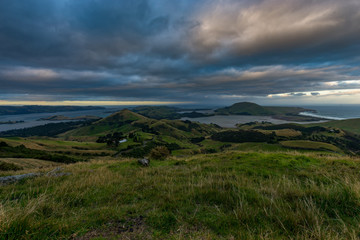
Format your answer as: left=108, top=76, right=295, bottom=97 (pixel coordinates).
left=0, top=100, right=194, bottom=106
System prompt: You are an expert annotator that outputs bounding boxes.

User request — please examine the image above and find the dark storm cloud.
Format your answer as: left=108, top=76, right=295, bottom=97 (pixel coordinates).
left=0, top=0, right=360, bottom=103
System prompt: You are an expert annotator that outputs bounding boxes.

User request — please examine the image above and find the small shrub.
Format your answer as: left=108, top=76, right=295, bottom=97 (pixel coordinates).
left=0, top=161, right=23, bottom=171
left=201, top=148, right=217, bottom=154
left=149, top=146, right=170, bottom=160
left=0, top=141, right=9, bottom=147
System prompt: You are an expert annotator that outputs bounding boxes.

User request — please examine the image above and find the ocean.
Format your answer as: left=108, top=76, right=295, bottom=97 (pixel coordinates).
left=182, top=105, right=360, bottom=128
left=0, top=105, right=359, bottom=132
left=299, top=105, right=360, bottom=120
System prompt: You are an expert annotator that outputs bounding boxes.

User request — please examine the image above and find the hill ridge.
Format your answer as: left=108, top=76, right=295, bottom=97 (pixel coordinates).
left=215, top=102, right=274, bottom=115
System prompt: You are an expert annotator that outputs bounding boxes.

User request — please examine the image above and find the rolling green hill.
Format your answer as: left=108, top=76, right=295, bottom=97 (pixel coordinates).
left=58, top=109, right=360, bottom=157
left=63, top=109, right=217, bottom=138
left=308, top=118, right=360, bottom=134
left=280, top=140, right=342, bottom=153
left=61, top=109, right=221, bottom=157
left=62, top=109, right=147, bottom=138
left=0, top=158, right=61, bottom=171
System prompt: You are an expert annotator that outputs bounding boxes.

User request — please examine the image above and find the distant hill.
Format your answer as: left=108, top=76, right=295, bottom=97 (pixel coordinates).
left=64, top=109, right=218, bottom=138
left=39, top=115, right=101, bottom=121
left=61, top=109, right=223, bottom=158
left=215, top=102, right=318, bottom=121
left=63, top=109, right=147, bottom=137
left=0, top=105, right=104, bottom=116
left=61, top=109, right=220, bottom=156
left=215, top=102, right=274, bottom=115
left=131, top=106, right=210, bottom=120
left=131, top=106, right=182, bottom=120
left=100, top=109, right=148, bottom=123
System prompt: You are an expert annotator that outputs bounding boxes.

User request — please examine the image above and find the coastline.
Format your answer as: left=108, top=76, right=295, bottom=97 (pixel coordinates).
left=299, top=111, right=345, bottom=120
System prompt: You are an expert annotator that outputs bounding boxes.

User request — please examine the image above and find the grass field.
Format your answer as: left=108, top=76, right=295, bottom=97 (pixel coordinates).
left=1, top=151, right=360, bottom=239
left=280, top=140, right=342, bottom=153
left=0, top=158, right=60, bottom=172
left=307, top=118, right=360, bottom=134
left=0, top=137, right=115, bottom=156
left=256, top=129, right=302, bottom=137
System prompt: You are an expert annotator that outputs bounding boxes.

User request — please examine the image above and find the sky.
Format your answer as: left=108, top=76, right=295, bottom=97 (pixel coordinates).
left=0, top=0, right=360, bottom=106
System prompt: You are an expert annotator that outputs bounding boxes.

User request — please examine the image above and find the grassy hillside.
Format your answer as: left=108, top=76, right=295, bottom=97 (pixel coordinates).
left=61, top=109, right=146, bottom=139
left=308, top=118, right=360, bottom=134
left=2, top=151, right=360, bottom=239
left=57, top=109, right=360, bottom=159
left=0, top=137, right=113, bottom=156
left=280, top=140, right=342, bottom=153
left=59, top=109, right=221, bottom=158
left=0, top=158, right=60, bottom=171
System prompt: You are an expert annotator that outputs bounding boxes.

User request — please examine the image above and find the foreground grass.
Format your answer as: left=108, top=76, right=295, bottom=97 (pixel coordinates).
left=1, top=152, right=360, bottom=239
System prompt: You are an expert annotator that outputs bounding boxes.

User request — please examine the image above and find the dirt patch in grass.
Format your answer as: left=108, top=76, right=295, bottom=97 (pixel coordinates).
left=73, top=216, right=151, bottom=240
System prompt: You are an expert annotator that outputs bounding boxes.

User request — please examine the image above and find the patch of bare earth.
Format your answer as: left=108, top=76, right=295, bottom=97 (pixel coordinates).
left=73, top=216, right=151, bottom=240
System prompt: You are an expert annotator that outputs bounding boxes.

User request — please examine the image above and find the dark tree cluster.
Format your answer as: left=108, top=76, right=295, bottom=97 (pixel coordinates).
left=96, top=132, right=125, bottom=146
left=190, top=137, right=205, bottom=144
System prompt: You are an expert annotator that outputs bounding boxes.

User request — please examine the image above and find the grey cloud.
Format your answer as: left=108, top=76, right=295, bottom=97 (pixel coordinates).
left=0, top=0, right=360, bottom=104
left=190, top=0, right=360, bottom=61
left=290, top=93, right=306, bottom=97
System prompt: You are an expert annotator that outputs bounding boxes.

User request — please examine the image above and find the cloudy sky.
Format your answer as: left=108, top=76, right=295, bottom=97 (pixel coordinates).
left=0, top=0, right=360, bottom=106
